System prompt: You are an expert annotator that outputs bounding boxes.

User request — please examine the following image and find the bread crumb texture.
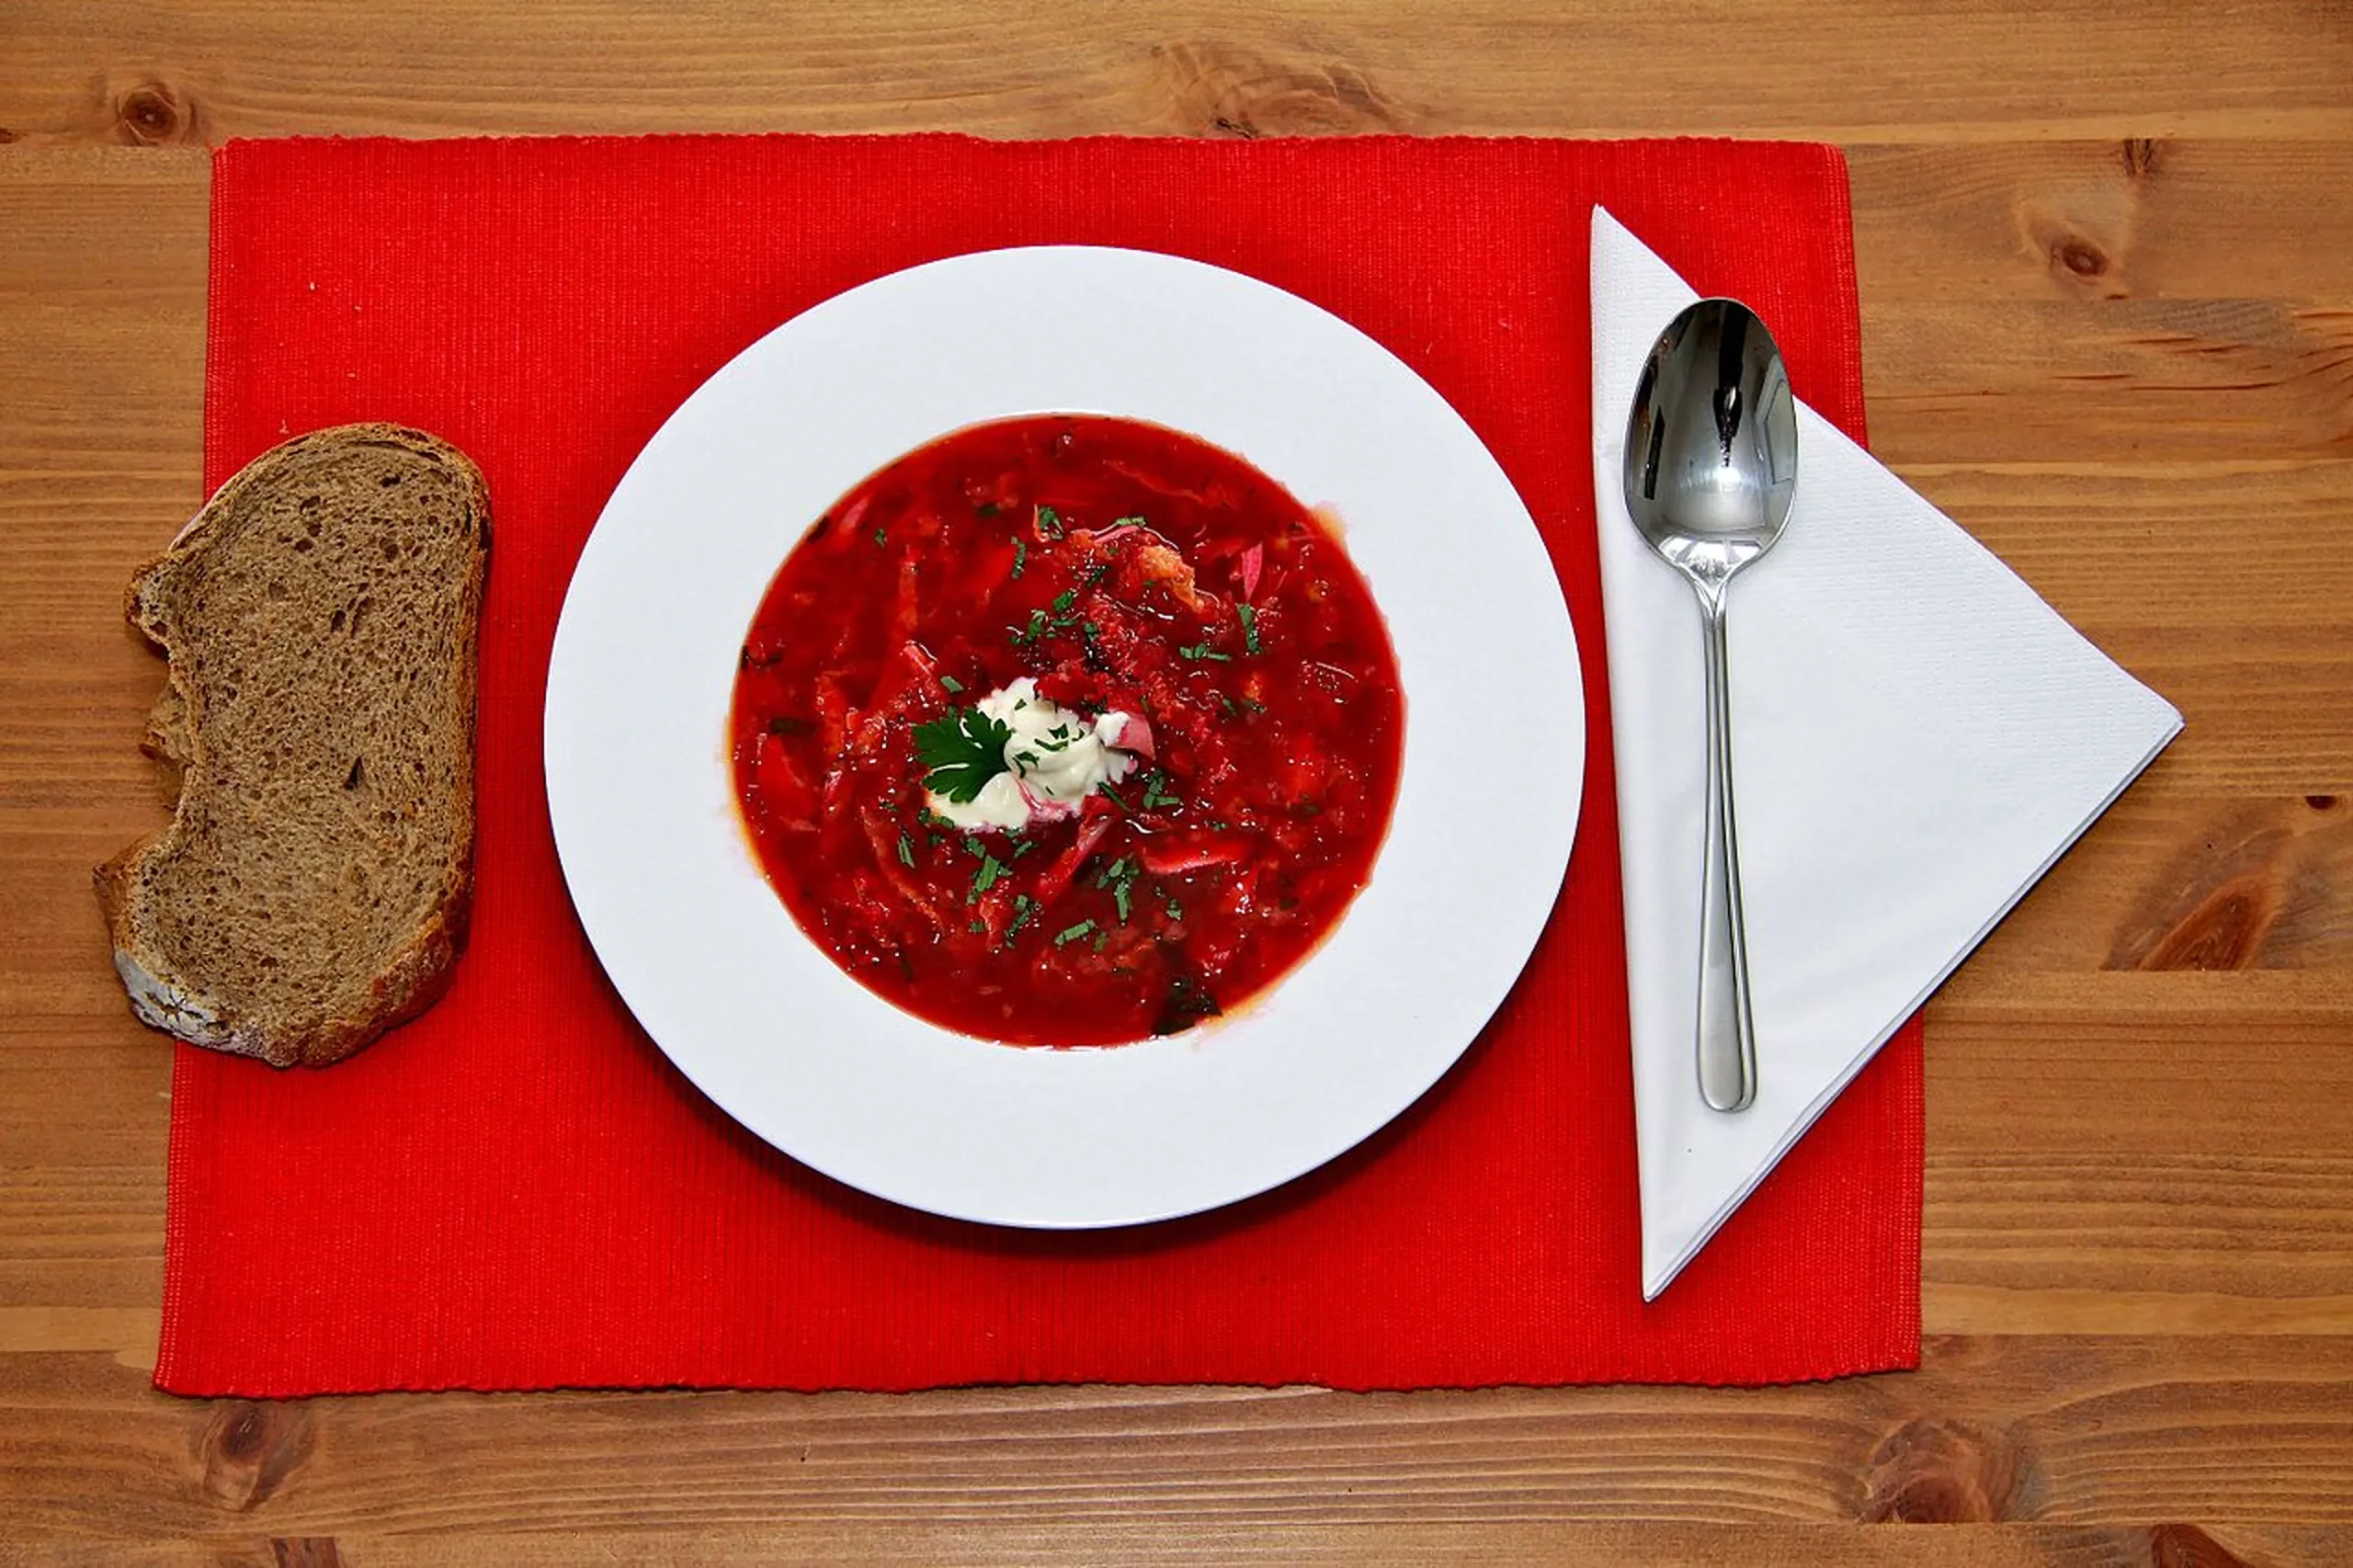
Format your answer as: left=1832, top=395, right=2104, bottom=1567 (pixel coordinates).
left=96, top=425, right=490, bottom=1067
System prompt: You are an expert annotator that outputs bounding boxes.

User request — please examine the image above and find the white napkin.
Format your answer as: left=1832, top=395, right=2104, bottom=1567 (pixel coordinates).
left=1589, top=208, right=2182, bottom=1300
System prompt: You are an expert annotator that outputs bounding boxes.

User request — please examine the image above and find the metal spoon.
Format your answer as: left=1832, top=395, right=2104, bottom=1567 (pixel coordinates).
left=1622, top=298, right=1798, bottom=1114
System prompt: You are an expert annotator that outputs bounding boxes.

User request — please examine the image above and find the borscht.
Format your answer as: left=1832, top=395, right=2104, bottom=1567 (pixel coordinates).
left=730, top=415, right=1404, bottom=1046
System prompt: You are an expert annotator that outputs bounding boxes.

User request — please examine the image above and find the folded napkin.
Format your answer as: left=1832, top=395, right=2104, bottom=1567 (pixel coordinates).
left=159, top=134, right=1924, bottom=1395
left=1589, top=210, right=2183, bottom=1298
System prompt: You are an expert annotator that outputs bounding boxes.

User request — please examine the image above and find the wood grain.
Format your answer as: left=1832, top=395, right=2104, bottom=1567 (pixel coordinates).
left=2, top=1339, right=2350, bottom=1536
left=5, top=1524, right=2348, bottom=1567
left=3, top=1, right=2352, bottom=144
left=5, top=0, right=2352, bottom=1556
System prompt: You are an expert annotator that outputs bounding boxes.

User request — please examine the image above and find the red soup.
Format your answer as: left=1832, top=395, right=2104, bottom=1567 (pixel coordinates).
left=731, top=415, right=1404, bottom=1046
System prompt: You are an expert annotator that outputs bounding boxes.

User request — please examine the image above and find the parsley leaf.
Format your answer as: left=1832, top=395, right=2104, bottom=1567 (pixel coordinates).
left=1176, top=642, right=1231, bottom=663
left=1011, top=537, right=1026, bottom=579
left=1035, top=505, right=1065, bottom=540
left=1238, top=603, right=1261, bottom=655
left=915, top=705, right=1013, bottom=804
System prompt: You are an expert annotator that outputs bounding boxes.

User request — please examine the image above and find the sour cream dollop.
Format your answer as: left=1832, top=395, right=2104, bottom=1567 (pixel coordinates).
left=926, top=677, right=1146, bottom=833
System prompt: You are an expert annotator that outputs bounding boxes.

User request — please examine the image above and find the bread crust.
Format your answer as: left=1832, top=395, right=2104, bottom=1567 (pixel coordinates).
left=95, top=423, right=491, bottom=1068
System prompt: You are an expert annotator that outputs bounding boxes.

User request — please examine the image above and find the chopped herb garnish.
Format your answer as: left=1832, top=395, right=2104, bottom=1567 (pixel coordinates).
left=1006, top=893, right=1039, bottom=939
left=1051, top=585, right=1078, bottom=615
left=1013, top=838, right=1038, bottom=858
left=1011, top=537, right=1027, bottom=579
left=1009, top=608, right=1051, bottom=644
left=1097, top=781, right=1132, bottom=815
left=968, top=852, right=1009, bottom=903
left=1035, top=505, right=1064, bottom=540
left=895, top=829, right=915, bottom=868
left=1093, top=930, right=1110, bottom=952
left=872, top=527, right=889, bottom=548
left=1110, top=514, right=1147, bottom=528
left=1165, top=896, right=1185, bottom=919
left=1053, top=918, right=1098, bottom=948
left=977, top=501, right=1001, bottom=517
left=1177, top=642, right=1232, bottom=663
left=939, top=675, right=965, bottom=695
left=1238, top=603, right=1261, bottom=654
left=1093, top=855, right=1142, bottom=923
left=969, top=918, right=987, bottom=935
left=915, top=705, right=1013, bottom=804
left=1142, top=774, right=1178, bottom=810
left=1014, top=749, right=1040, bottom=771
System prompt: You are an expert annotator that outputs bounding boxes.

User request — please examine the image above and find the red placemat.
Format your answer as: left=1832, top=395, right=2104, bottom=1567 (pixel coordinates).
left=158, top=134, right=1921, bottom=1394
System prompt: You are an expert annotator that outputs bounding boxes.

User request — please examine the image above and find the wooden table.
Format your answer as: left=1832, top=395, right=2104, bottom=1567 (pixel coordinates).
left=6, top=3, right=2349, bottom=1561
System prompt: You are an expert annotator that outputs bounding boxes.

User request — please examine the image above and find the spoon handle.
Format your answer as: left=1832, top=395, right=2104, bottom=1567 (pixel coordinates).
left=1696, top=590, right=1758, bottom=1113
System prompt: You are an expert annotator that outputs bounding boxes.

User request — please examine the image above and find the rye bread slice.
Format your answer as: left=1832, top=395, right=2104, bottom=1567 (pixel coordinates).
left=95, top=424, right=491, bottom=1067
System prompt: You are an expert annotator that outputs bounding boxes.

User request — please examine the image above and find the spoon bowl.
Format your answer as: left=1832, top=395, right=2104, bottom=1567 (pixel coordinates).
left=1622, top=298, right=1799, bottom=1114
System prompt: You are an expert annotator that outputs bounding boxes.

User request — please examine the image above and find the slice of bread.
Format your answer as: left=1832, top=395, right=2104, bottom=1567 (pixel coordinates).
left=95, top=424, right=491, bottom=1067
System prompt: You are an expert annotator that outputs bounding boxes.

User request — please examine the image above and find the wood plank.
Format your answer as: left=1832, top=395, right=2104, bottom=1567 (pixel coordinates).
left=1849, top=141, right=2353, bottom=303
left=1860, top=299, right=2353, bottom=467
left=2, top=1, right=2350, bottom=144
left=0, top=1169, right=161, bottom=1316
left=1928, top=972, right=2353, bottom=1157
left=0, top=1307, right=156, bottom=1366
left=1961, top=790, right=2353, bottom=975
left=0, top=1337, right=2347, bottom=1531
left=1920, top=976, right=2353, bottom=1331
left=6, top=1522, right=2347, bottom=1567
left=0, top=1040, right=169, bottom=1166
left=1901, top=461, right=2353, bottom=635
